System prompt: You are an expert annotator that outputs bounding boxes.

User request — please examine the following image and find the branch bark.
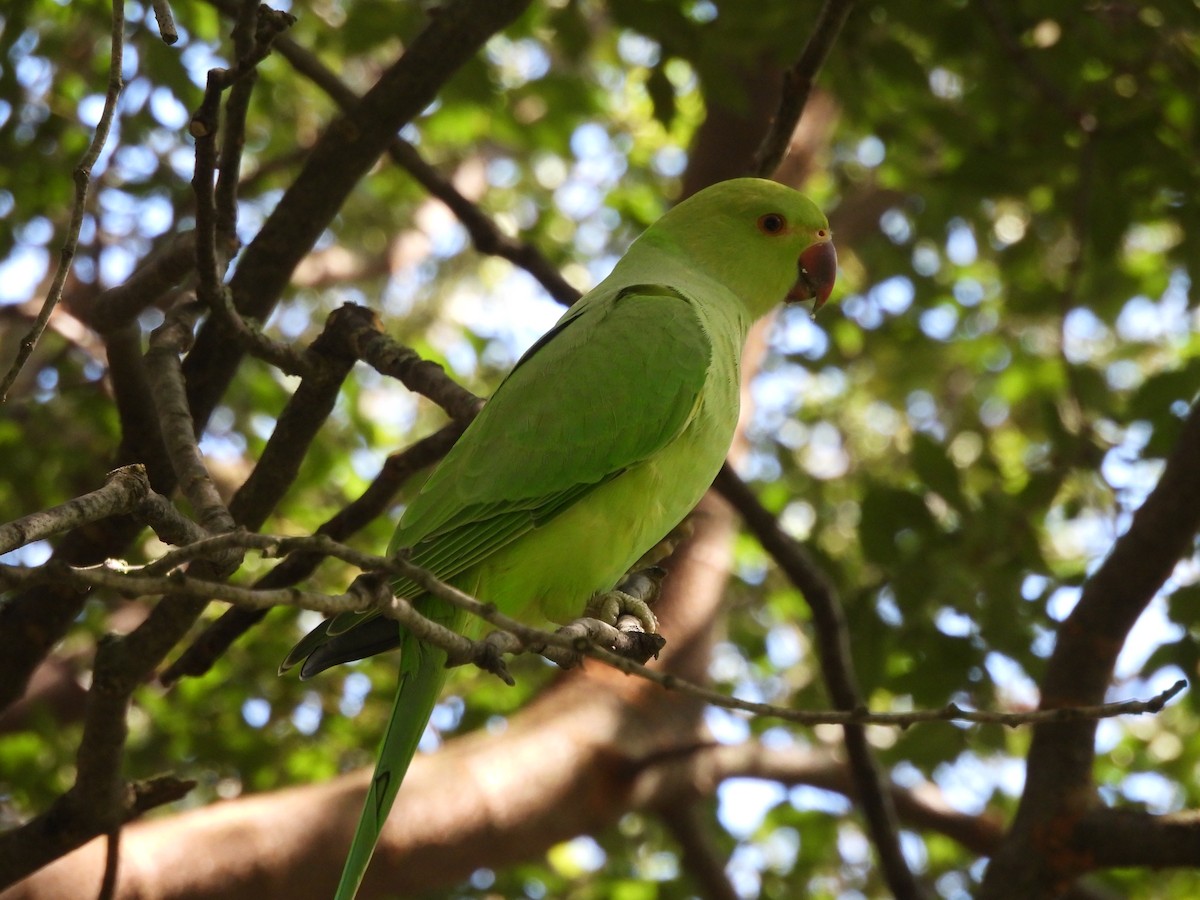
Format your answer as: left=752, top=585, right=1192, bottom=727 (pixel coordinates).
left=181, top=0, right=534, bottom=431
left=982, top=401, right=1200, bottom=897
left=0, top=0, right=124, bottom=400
left=0, top=466, right=151, bottom=557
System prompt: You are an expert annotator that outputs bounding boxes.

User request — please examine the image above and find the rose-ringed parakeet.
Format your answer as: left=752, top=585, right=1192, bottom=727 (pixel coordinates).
left=282, top=177, right=836, bottom=899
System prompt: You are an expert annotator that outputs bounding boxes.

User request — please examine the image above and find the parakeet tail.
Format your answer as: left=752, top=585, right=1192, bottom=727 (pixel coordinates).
left=334, top=599, right=464, bottom=900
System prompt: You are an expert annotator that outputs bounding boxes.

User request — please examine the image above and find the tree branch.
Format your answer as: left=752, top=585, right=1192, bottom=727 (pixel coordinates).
left=342, top=308, right=484, bottom=422
left=753, top=0, right=855, bottom=178
left=714, top=464, right=926, bottom=899
left=160, top=421, right=467, bottom=683
left=1074, top=807, right=1200, bottom=871
left=982, top=400, right=1200, bottom=897
left=149, top=0, right=178, bottom=45
left=0, top=0, right=124, bottom=401
left=204, top=0, right=583, bottom=308
left=181, top=0, right=534, bottom=432
left=2, top=530, right=1184, bottom=729
left=80, top=232, right=196, bottom=334
left=225, top=305, right=369, bottom=531
left=189, top=6, right=308, bottom=378
left=0, top=466, right=151, bottom=557
left=144, top=301, right=238, bottom=541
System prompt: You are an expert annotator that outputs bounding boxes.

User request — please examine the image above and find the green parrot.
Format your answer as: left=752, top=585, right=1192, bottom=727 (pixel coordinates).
left=282, top=177, right=836, bottom=899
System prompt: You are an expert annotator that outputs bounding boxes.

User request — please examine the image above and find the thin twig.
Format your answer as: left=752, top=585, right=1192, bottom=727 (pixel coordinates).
left=213, top=0, right=263, bottom=241
left=2, top=532, right=1185, bottom=729
left=161, top=420, right=468, bottom=683
left=0, top=560, right=381, bottom=617
left=208, top=0, right=584, bottom=308
left=179, top=0, right=534, bottom=450
left=753, top=0, right=856, bottom=177
left=150, top=0, right=178, bottom=45
left=189, top=8, right=309, bottom=378
left=715, top=464, right=924, bottom=899
left=0, top=0, right=125, bottom=401
left=584, top=645, right=1186, bottom=730
left=97, top=828, right=120, bottom=900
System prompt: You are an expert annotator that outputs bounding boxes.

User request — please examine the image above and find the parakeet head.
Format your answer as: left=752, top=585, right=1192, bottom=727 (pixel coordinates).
left=639, top=177, right=837, bottom=317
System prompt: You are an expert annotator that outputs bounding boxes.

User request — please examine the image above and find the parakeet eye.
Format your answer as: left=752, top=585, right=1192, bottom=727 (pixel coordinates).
left=757, top=213, right=787, bottom=235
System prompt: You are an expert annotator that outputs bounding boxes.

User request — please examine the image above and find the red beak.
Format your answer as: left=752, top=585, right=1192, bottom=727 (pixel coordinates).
left=787, top=239, right=837, bottom=313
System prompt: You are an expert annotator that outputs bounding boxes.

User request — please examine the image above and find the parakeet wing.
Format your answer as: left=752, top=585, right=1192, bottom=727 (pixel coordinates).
left=280, top=282, right=716, bottom=676
left=388, top=284, right=714, bottom=591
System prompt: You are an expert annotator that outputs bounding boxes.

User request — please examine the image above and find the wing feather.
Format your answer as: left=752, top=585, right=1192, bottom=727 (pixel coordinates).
left=284, top=285, right=716, bottom=675
left=390, top=285, right=713, bottom=574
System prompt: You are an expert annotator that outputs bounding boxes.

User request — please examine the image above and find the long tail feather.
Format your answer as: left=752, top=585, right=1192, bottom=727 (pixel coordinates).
left=334, top=600, right=462, bottom=900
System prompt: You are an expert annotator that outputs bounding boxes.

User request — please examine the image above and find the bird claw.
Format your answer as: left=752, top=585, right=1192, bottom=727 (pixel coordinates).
left=585, top=589, right=659, bottom=635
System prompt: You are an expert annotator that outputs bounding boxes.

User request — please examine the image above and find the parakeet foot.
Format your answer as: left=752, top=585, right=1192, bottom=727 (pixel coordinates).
left=586, top=565, right=666, bottom=635
left=586, top=588, right=659, bottom=634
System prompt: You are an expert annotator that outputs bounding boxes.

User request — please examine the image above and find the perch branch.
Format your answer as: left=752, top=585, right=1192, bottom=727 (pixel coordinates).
left=161, top=420, right=467, bottom=683
left=1, top=532, right=1185, bottom=729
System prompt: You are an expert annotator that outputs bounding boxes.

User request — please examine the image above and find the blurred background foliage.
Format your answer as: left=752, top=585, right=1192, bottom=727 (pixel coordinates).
left=1, top=0, right=1199, bottom=897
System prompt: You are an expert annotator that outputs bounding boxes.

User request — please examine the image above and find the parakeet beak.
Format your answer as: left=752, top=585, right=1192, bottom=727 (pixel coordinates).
left=787, top=239, right=837, bottom=313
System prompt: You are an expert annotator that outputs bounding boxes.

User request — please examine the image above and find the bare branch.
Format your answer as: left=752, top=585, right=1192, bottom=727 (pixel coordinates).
left=0, top=560, right=381, bottom=618
left=0, top=0, right=125, bottom=401
left=134, top=490, right=210, bottom=548
left=144, top=301, right=237, bottom=541
left=635, top=742, right=1006, bottom=856
left=982, top=400, right=1200, bottom=897
left=210, top=0, right=583, bottom=308
left=181, top=0, right=536, bottom=432
left=2, top=531, right=1185, bottom=730
left=0, top=770, right=194, bottom=892
left=714, top=464, right=925, bottom=899
left=214, top=0, right=270, bottom=242
left=0, top=466, right=151, bottom=556
left=81, top=232, right=196, bottom=333
left=753, top=0, right=856, bottom=178
left=150, top=0, right=179, bottom=45
left=342, top=308, right=484, bottom=422
left=226, top=305, right=372, bottom=531
left=1075, top=807, right=1200, bottom=871
left=189, top=7, right=309, bottom=378
left=160, top=421, right=467, bottom=683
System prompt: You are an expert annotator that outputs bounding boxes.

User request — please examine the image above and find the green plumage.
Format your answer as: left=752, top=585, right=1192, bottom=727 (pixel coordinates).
left=283, top=178, right=835, bottom=899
